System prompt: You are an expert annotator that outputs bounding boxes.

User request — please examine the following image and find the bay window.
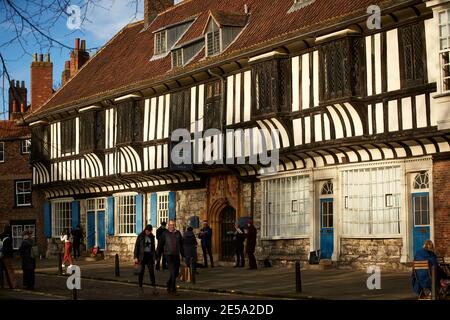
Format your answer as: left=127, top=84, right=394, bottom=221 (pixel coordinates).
left=342, top=166, right=402, bottom=236
left=262, top=175, right=311, bottom=238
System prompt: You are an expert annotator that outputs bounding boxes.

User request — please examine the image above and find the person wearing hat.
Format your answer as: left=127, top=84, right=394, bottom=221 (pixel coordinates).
left=134, top=224, right=158, bottom=296
left=19, top=229, right=36, bottom=290
left=198, top=220, right=214, bottom=268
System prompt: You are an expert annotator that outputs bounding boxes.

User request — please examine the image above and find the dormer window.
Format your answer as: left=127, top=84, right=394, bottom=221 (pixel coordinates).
left=203, top=10, right=248, bottom=57
left=172, top=49, right=183, bottom=67
left=155, top=30, right=167, bottom=55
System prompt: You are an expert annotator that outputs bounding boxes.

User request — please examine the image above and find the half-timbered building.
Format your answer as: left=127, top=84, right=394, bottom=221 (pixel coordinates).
left=24, top=0, right=450, bottom=268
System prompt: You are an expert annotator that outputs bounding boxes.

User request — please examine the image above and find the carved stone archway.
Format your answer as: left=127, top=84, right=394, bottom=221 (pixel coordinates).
left=204, top=175, right=243, bottom=261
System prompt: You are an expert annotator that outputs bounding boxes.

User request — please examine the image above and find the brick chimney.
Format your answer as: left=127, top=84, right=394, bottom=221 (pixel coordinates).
left=31, top=53, right=53, bottom=110
left=144, top=0, right=174, bottom=27
left=8, top=80, right=27, bottom=120
left=61, top=38, right=90, bottom=85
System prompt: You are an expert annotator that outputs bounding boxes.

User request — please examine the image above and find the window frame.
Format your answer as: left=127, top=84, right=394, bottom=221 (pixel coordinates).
left=398, top=21, right=427, bottom=88
left=155, top=30, right=168, bottom=55
left=172, top=49, right=184, bottom=68
left=15, top=180, right=32, bottom=207
left=206, top=29, right=221, bottom=57
left=51, top=200, right=72, bottom=238
left=11, top=222, right=36, bottom=250
left=439, top=9, right=450, bottom=93
left=0, top=141, right=4, bottom=163
left=157, top=192, right=169, bottom=228
left=204, top=80, right=222, bottom=129
left=341, top=166, right=402, bottom=237
left=115, top=194, right=137, bottom=235
left=261, top=175, right=311, bottom=239
left=60, top=118, right=76, bottom=156
left=21, top=139, right=31, bottom=154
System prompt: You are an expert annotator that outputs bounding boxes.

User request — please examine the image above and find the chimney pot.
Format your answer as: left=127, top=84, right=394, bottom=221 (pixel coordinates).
left=75, top=38, right=80, bottom=50
left=33, top=53, right=37, bottom=62
left=46, top=53, right=50, bottom=62
left=81, top=40, right=86, bottom=51
left=20, top=102, right=25, bottom=113
left=65, top=61, right=70, bottom=69
left=12, top=100, right=17, bottom=113
left=16, top=80, right=20, bottom=87
left=244, top=4, right=248, bottom=14
left=39, top=54, right=44, bottom=62
left=21, top=81, right=25, bottom=88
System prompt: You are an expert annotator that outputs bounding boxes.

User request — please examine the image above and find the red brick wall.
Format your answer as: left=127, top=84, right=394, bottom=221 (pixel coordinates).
left=0, top=138, right=46, bottom=253
left=433, top=158, right=450, bottom=258
left=30, top=58, right=53, bottom=110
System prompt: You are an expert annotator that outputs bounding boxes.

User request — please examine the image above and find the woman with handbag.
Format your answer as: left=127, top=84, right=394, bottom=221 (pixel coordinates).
left=19, top=230, right=36, bottom=290
left=134, top=225, right=158, bottom=296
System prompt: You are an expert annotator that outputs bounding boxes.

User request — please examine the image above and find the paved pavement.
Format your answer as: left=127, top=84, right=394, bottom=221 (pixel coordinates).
left=1, top=258, right=417, bottom=300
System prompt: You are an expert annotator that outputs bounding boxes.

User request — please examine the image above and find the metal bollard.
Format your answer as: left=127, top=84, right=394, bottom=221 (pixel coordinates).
left=432, top=266, right=436, bottom=300
left=58, top=253, right=63, bottom=275
left=72, top=287, right=78, bottom=300
left=190, top=257, right=196, bottom=284
left=295, top=261, right=302, bottom=293
left=115, top=254, right=120, bottom=277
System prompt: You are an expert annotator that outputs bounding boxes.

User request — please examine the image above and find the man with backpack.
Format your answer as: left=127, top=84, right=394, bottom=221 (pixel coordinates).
left=0, top=225, right=16, bottom=289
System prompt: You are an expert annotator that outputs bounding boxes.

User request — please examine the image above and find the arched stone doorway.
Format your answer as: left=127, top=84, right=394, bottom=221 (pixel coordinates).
left=220, top=206, right=236, bottom=261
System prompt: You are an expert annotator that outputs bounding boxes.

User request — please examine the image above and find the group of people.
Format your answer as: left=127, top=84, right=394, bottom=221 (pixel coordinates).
left=0, top=225, right=36, bottom=290
left=133, top=219, right=258, bottom=295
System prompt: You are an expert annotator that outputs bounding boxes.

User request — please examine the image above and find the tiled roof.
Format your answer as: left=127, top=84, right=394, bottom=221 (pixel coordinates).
left=0, top=120, right=30, bottom=139
left=29, top=0, right=400, bottom=118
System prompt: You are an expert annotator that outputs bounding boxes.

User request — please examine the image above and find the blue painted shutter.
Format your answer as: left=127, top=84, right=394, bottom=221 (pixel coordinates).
left=150, top=193, right=157, bottom=227
left=136, top=194, right=143, bottom=234
left=107, top=197, right=115, bottom=235
left=168, top=191, right=176, bottom=220
left=71, top=201, right=80, bottom=230
left=44, top=201, right=52, bottom=238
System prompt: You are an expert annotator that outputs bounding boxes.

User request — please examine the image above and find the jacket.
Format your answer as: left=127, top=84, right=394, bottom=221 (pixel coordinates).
left=199, top=226, right=212, bottom=247
left=411, top=248, right=445, bottom=295
left=0, top=233, right=14, bottom=258
left=19, top=238, right=36, bottom=270
left=245, top=225, right=257, bottom=253
left=134, top=232, right=156, bottom=262
left=233, top=227, right=246, bottom=249
left=183, top=230, right=198, bottom=259
left=156, top=227, right=167, bottom=241
left=157, top=230, right=184, bottom=257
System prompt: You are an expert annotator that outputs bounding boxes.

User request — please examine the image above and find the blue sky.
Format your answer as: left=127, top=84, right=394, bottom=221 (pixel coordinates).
left=0, top=0, right=181, bottom=120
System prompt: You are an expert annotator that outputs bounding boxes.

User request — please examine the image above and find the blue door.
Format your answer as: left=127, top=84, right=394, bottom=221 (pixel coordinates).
left=87, top=211, right=96, bottom=249
left=320, top=198, right=334, bottom=259
left=97, top=211, right=106, bottom=249
left=412, top=193, right=430, bottom=256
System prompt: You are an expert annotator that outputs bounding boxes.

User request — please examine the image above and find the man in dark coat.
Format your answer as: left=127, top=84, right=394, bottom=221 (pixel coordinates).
left=0, top=225, right=16, bottom=289
left=19, top=230, right=36, bottom=290
left=245, top=220, right=257, bottom=269
left=233, top=222, right=246, bottom=267
left=134, top=224, right=157, bottom=295
left=183, top=226, right=198, bottom=273
left=157, top=219, right=184, bottom=295
left=155, top=221, right=167, bottom=271
left=198, top=220, right=213, bottom=268
left=71, top=225, right=83, bottom=259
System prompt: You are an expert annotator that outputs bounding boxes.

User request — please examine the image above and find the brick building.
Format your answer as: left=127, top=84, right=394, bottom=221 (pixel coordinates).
left=0, top=80, right=45, bottom=254
left=23, top=0, right=450, bottom=269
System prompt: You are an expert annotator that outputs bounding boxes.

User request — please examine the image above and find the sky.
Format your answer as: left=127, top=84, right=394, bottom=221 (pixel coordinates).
left=0, top=0, right=182, bottom=120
